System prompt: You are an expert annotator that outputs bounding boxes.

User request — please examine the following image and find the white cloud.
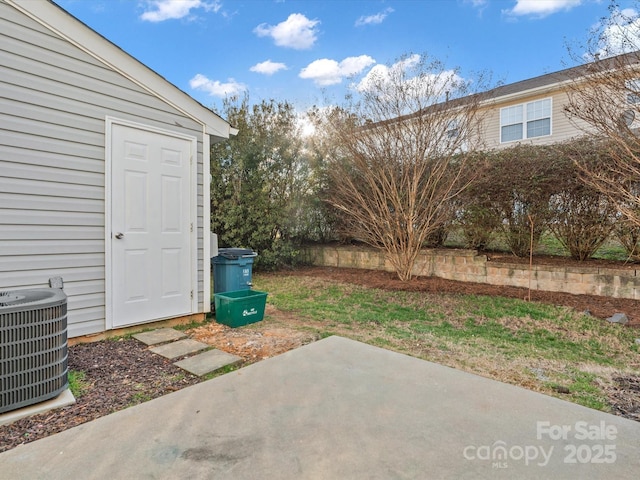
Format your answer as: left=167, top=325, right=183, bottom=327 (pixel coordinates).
left=354, top=54, right=463, bottom=105
left=465, top=0, right=488, bottom=15
left=254, top=13, right=320, bottom=50
left=189, top=74, right=246, bottom=97
left=355, top=7, right=394, bottom=27
left=140, top=0, right=221, bottom=22
left=592, top=8, right=640, bottom=58
left=250, top=60, right=288, bottom=75
left=505, top=0, right=582, bottom=18
left=299, top=55, right=376, bottom=86
left=355, top=54, right=421, bottom=92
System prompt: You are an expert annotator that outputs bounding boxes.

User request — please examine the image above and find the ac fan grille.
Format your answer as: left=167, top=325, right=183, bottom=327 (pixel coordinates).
left=1, top=295, right=68, bottom=414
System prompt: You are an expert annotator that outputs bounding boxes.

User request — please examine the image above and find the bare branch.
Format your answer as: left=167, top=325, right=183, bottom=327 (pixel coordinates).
left=311, top=55, right=490, bottom=280
left=564, top=50, right=640, bottom=227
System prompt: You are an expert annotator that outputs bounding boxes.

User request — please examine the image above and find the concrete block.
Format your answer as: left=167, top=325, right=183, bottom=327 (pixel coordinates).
left=606, top=313, right=629, bottom=325
left=150, top=339, right=210, bottom=359
left=0, top=389, right=75, bottom=427
left=174, top=349, right=242, bottom=376
left=133, top=328, right=187, bottom=346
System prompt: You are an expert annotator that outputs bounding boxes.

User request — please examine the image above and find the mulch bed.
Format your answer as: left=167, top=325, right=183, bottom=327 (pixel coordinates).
left=0, top=339, right=201, bottom=453
left=609, top=375, right=640, bottom=422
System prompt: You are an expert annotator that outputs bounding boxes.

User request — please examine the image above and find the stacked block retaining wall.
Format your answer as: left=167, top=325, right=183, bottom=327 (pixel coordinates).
left=301, top=245, right=640, bottom=300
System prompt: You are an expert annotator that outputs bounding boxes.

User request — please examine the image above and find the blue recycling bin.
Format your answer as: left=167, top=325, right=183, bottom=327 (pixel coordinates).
left=212, top=248, right=257, bottom=294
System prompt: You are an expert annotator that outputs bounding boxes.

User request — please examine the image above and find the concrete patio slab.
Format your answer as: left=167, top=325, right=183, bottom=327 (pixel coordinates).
left=133, top=328, right=186, bottom=346
left=1, top=336, right=639, bottom=479
left=149, top=338, right=209, bottom=359
left=174, top=349, right=242, bottom=376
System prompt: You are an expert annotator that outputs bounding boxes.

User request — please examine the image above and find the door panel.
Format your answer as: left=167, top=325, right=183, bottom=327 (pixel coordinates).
left=110, top=124, right=192, bottom=327
left=161, top=175, right=182, bottom=232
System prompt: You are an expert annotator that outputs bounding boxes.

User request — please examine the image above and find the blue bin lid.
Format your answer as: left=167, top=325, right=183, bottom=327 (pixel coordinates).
left=217, top=248, right=256, bottom=259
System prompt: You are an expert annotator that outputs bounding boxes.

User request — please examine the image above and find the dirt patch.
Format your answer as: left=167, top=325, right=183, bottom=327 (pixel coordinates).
left=187, top=315, right=317, bottom=360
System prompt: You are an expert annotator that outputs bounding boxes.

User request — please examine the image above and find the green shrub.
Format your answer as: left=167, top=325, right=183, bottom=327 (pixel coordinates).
left=547, top=139, right=618, bottom=261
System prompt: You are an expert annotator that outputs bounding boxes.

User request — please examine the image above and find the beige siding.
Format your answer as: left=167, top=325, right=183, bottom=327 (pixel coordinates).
left=0, top=1, right=208, bottom=337
left=478, top=89, right=594, bottom=150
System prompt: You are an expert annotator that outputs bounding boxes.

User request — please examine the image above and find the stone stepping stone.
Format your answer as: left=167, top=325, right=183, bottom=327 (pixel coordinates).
left=174, top=349, right=242, bottom=376
left=133, top=328, right=186, bottom=346
left=150, top=338, right=209, bottom=359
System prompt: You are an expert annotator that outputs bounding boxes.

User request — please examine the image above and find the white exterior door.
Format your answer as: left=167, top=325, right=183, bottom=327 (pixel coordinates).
left=109, top=121, right=194, bottom=328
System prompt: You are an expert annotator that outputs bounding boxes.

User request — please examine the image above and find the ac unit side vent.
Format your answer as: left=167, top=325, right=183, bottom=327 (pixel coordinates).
left=0, top=288, right=68, bottom=414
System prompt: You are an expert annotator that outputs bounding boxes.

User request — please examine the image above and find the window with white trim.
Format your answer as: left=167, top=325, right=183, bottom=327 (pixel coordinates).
left=500, top=98, right=551, bottom=143
left=445, top=118, right=467, bottom=152
left=446, top=119, right=459, bottom=140
left=626, top=79, right=640, bottom=104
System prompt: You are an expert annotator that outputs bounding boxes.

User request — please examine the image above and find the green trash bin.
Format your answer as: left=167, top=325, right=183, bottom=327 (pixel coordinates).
left=214, top=290, right=268, bottom=328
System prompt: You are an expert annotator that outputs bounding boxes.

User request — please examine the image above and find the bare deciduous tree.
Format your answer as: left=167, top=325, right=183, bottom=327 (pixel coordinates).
left=310, top=55, right=488, bottom=280
left=564, top=4, right=640, bottom=227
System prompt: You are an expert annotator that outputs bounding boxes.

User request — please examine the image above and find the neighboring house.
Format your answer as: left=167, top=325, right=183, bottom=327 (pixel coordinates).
left=373, top=54, right=633, bottom=154
left=0, top=0, right=236, bottom=338
left=477, top=52, right=638, bottom=149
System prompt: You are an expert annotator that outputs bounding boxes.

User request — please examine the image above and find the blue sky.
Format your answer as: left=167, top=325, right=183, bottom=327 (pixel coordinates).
left=55, top=0, right=640, bottom=113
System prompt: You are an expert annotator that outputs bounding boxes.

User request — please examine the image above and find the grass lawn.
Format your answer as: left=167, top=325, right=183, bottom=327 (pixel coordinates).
left=254, top=273, right=640, bottom=413
left=445, top=227, right=633, bottom=261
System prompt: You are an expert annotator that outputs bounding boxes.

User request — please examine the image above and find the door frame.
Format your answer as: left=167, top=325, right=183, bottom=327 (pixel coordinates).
left=104, top=116, right=198, bottom=330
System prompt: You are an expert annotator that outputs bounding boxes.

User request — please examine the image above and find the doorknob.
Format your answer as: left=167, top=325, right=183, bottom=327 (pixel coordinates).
left=115, top=232, right=124, bottom=239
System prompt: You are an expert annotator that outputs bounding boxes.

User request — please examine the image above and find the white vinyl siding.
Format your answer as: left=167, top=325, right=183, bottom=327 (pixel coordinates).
left=500, top=98, right=552, bottom=143
left=0, top=1, right=208, bottom=337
